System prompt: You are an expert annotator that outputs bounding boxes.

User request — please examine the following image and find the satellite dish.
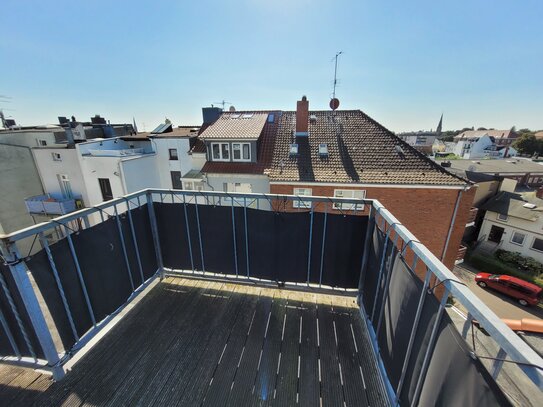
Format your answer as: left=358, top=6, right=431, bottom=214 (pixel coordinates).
left=468, top=165, right=476, bottom=172
left=229, top=106, right=236, bottom=112
left=330, top=98, right=340, bottom=111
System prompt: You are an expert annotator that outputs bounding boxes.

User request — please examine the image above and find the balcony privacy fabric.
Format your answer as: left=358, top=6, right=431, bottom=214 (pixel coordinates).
left=0, top=263, right=44, bottom=358
left=154, top=202, right=367, bottom=288
left=22, top=205, right=157, bottom=352
left=365, top=231, right=511, bottom=406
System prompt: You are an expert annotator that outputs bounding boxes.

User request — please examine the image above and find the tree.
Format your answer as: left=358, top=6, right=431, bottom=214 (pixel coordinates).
left=477, top=127, right=487, bottom=131
left=513, top=134, right=540, bottom=156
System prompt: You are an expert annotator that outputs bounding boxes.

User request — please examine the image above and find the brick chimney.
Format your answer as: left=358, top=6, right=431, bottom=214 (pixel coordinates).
left=295, top=96, right=309, bottom=137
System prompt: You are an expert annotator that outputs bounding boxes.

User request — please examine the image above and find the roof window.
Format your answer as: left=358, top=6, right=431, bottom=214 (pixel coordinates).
left=319, top=143, right=328, bottom=157
left=289, top=143, right=299, bottom=156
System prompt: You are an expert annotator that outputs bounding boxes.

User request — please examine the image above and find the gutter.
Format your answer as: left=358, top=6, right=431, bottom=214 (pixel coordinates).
left=441, top=184, right=470, bottom=261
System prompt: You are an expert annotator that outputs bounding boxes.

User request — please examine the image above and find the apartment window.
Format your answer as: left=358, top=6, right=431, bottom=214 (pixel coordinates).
left=169, top=148, right=178, bottom=160
left=37, top=139, right=47, bottom=146
left=51, top=152, right=62, bottom=161
left=232, top=143, right=251, bottom=161
left=293, top=188, right=312, bottom=208
left=57, top=174, right=73, bottom=199
left=531, top=237, right=543, bottom=252
left=510, top=231, right=526, bottom=246
left=170, top=171, right=183, bottom=189
left=497, top=213, right=508, bottom=222
left=98, top=178, right=113, bottom=201
left=211, top=143, right=230, bottom=161
left=333, top=189, right=366, bottom=211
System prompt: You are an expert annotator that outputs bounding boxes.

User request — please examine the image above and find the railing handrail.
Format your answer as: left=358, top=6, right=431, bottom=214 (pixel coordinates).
left=373, top=200, right=543, bottom=387
left=0, top=189, right=375, bottom=242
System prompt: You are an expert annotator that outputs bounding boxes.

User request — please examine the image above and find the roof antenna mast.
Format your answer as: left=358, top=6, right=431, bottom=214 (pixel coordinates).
left=330, top=51, right=342, bottom=111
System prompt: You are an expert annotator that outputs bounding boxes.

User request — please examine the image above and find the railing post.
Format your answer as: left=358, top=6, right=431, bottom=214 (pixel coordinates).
left=371, top=227, right=392, bottom=322
left=231, top=198, right=239, bottom=277
left=38, top=233, right=79, bottom=343
left=358, top=206, right=375, bottom=302
left=319, top=202, right=328, bottom=287
left=411, top=286, right=450, bottom=407
left=244, top=197, right=250, bottom=278
left=306, top=205, right=314, bottom=285
left=146, top=192, right=164, bottom=278
left=65, top=228, right=96, bottom=327
left=0, top=240, right=65, bottom=380
left=395, top=263, right=431, bottom=404
left=195, top=194, right=205, bottom=272
left=182, top=194, right=195, bottom=273
left=114, top=205, right=135, bottom=292
left=124, top=198, right=144, bottom=285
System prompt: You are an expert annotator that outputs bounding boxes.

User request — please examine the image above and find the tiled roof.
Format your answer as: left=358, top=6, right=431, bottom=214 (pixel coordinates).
left=201, top=111, right=280, bottom=175
left=268, top=110, right=468, bottom=186
left=199, top=112, right=268, bottom=140
left=456, top=129, right=517, bottom=140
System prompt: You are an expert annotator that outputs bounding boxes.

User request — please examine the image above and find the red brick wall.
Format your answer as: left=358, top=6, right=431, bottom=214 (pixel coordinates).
left=270, top=183, right=476, bottom=271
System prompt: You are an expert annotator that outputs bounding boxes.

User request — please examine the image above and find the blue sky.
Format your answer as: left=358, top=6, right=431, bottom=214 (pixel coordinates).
left=1, top=0, right=542, bottom=132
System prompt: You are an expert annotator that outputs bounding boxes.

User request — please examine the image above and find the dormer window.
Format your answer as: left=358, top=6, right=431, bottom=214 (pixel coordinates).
left=211, top=142, right=230, bottom=161
left=232, top=143, right=251, bottom=161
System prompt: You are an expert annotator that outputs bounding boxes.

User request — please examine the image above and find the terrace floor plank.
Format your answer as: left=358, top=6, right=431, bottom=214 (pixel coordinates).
left=0, top=278, right=385, bottom=406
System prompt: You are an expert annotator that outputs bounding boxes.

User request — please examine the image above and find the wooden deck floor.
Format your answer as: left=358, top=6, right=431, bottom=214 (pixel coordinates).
left=0, top=278, right=388, bottom=406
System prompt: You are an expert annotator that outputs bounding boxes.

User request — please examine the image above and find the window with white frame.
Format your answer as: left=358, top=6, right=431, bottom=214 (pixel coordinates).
left=211, top=143, right=230, bottom=161
left=510, top=231, right=526, bottom=246
left=232, top=143, right=251, bottom=161
left=531, top=237, right=543, bottom=252
left=333, top=189, right=366, bottom=211
left=293, top=188, right=312, bottom=208
left=37, top=139, right=47, bottom=147
left=51, top=152, right=62, bottom=161
left=497, top=213, right=508, bottom=222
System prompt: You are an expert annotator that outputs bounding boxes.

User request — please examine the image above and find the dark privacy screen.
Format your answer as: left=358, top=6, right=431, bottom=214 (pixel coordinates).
left=362, top=227, right=511, bottom=406
left=22, top=205, right=157, bottom=352
left=154, top=202, right=368, bottom=288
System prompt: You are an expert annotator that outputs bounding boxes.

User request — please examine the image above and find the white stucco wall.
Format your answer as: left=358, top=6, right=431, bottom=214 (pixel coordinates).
left=0, top=130, right=65, bottom=148
left=478, top=211, right=543, bottom=263
left=152, top=138, right=193, bottom=188
left=32, top=148, right=89, bottom=204
left=206, top=173, right=270, bottom=209
left=121, top=155, right=161, bottom=193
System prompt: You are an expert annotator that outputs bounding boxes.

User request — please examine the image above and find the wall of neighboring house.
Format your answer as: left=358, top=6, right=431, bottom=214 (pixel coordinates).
left=78, top=155, right=127, bottom=206
left=478, top=211, right=543, bottom=263
left=121, top=155, right=161, bottom=193
left=152, top=138, right=196, bottom=188
left=0, top=130, right=66, bottom=148
left=32, top=147, right=89, bottom=204
left=0, top=143, right=45, bottom=254
left=270, top=183, right=476, bottom=270
left=207, top=174, right=271, bottom=209
left=454, top=135, right=495, bottom=159
left=472, top=180, right=500, bottom=207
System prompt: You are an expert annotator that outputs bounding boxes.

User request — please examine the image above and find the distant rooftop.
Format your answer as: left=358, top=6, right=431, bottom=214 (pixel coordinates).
left=480, top=191, right=543, bottom=220
left=455, top=129, right=517, bottom=140
left=436, top=158, right=543, bottom=174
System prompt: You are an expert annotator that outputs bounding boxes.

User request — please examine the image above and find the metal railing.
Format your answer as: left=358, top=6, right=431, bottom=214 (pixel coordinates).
left=0, top=189, right=541, bottom=405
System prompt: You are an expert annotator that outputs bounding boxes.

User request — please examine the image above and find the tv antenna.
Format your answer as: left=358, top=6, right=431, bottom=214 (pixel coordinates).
left=213, top=100, right=232, bottom=110
left=332, top=51, right=343, bottom=100
left=330, top=52, right=343, bottom=110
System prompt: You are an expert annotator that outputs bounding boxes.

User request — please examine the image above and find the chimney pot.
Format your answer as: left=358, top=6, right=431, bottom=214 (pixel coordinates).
left=295, top=96, right=309, bottom=137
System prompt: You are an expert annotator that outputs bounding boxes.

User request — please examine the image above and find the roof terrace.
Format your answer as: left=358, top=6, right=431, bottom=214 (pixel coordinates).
left=0, top=190, right=541, bottom=406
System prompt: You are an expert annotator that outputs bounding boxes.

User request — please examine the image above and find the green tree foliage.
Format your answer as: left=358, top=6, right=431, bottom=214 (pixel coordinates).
left=513, top=133, right=543, bottom=156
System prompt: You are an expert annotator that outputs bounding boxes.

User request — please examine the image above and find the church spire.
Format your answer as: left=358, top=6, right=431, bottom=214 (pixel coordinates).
left=436, top=113, right=443, bottom=136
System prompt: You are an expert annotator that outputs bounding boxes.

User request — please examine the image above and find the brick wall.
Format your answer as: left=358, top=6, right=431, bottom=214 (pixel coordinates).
left=270, top=183, right=476, bottom=271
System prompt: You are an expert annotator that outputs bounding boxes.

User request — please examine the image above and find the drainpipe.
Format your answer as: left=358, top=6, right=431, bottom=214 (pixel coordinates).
left=441, top=185, right=468, bottom=262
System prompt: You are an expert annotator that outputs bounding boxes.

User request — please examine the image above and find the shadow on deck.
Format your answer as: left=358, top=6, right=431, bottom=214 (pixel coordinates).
left=0, top=278, right=388, bottom=406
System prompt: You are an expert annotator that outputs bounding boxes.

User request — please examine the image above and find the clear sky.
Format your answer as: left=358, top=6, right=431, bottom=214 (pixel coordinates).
left=1, top=0, right=542, bottom=132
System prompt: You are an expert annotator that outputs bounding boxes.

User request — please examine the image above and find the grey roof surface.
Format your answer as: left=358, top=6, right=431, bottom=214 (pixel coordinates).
left=199, top=112, right=268, bottom=140
left=435, top=159, right=543, bottom=174
left=480, top=191, right=543, bottom=221
left=268, top=110, right=468, bottom=185
left=456, top=129, right=516, bottom=140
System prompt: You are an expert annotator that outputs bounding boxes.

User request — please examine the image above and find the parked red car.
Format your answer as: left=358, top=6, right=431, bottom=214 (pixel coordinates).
left=475, top=273, right=542, bottom=306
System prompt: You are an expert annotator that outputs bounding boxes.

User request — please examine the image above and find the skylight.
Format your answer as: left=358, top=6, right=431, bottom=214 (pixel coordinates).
left=319, top=143, right=328, bottom=156
left=230, top=114, right=241, bottom=119
left=289, top=143, right=299, bottom=156
left=242, top=113, right=254, bottom=119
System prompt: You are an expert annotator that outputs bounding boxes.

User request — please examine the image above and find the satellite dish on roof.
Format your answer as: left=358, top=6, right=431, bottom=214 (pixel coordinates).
left=229, top=106, right=236, bottom=112
left=330, top=98, right=340, bottom=110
